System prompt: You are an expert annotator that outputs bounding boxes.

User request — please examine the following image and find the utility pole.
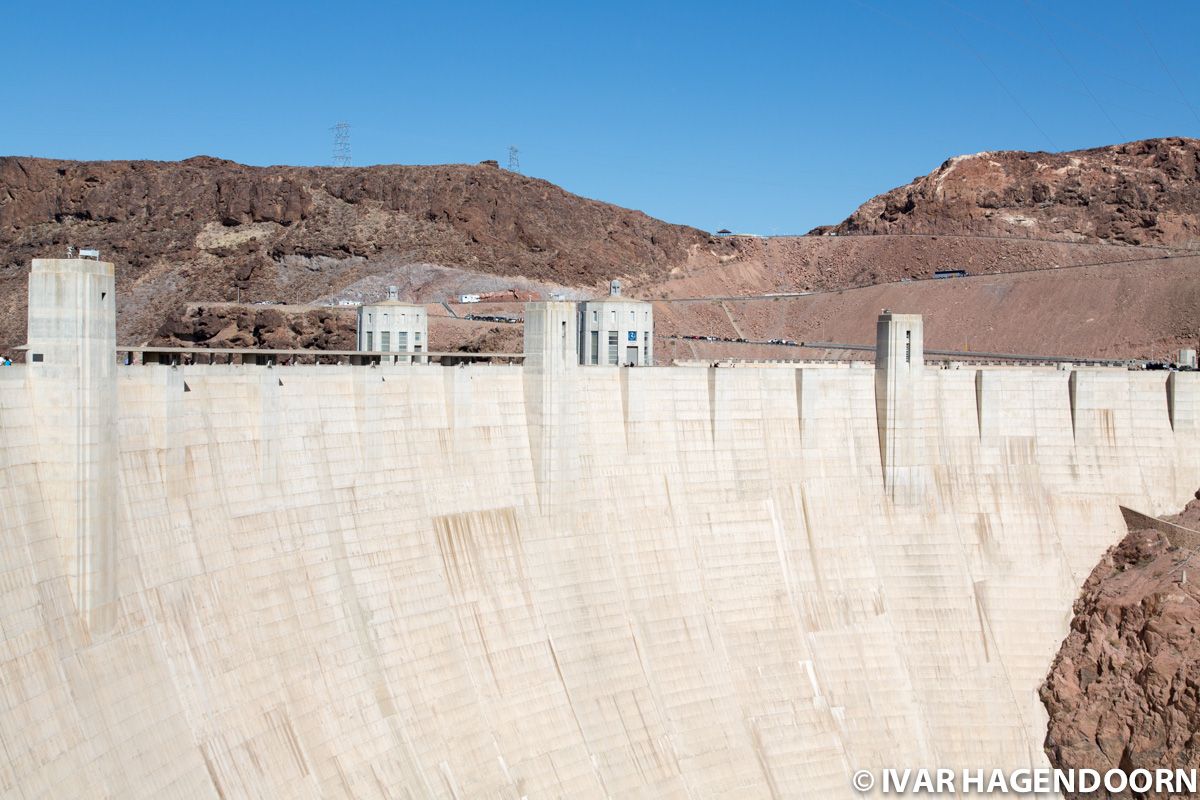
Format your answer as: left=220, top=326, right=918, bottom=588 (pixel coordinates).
left=507, top=145, right=520, bottom=173
left=332, top=122, right=352, bottom=167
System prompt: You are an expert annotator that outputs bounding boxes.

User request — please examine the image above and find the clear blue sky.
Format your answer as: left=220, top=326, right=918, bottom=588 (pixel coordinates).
left=4, top=0, right=1198, bottom=234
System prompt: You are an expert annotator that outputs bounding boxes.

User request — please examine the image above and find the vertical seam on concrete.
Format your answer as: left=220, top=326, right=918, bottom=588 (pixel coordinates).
left=975, top=370, right=984, bottom=441
left=795, top=369, right=804, bottom=440
left=620, top=367, right=630, bottom=449
left=1168, top=372, right=1177, bottom=432
left=1069, top=370, right=1078, bottom=442
left=708, top=367, right=717, bottom=447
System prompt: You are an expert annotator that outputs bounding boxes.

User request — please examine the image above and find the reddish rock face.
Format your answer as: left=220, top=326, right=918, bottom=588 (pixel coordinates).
left=1041, top=491, right=1200, bottom=799
left=820, top=137, right=1200, bottom=246
left=153, top=305, right=357, bottom=351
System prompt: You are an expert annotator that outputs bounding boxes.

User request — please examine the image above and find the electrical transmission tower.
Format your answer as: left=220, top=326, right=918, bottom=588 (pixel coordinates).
left=507, top=145, right=520, bottom=172
left=331, top=122, right=352, bottom=167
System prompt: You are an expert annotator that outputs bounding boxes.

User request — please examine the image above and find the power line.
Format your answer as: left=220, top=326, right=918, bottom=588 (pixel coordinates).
left=331, top=122, right=352, bottom=167
left=946, top=15, right=1058, bottom=150
left=1126, top=6, right=1200, bottom=130
left=850, top=0, right=1057, bottom=150
left=1024, top=1, right=1124, bottom=142
left=938, top=0, right=1187, bottom=111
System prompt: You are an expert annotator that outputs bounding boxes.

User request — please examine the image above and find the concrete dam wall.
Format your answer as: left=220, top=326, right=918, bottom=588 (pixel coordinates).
left=1, top=260, right=1199, bottom=799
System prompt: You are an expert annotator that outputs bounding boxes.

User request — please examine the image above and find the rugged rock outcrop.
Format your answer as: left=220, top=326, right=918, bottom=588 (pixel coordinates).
left=153, top=304, right=355, bottom=351
left=818, top=137, right=1200, bottom=247
left=1041, top=491, right=1200, bottom=798
left=152, top=303, right=525, bottom=356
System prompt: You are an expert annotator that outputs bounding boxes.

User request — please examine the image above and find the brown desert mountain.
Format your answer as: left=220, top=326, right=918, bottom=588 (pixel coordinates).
left=1, top=137, right=1198, bottom=357
left=815, top=137, right=1200, bottom=246
left=0, top=156, right=718, bottom=352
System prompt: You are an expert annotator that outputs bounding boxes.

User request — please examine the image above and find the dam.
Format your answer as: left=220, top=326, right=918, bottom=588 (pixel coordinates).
left=1, top=258, right=1198, bottom=798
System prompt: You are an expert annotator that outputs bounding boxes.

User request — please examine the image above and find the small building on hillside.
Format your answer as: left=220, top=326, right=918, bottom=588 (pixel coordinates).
left=356, top=286, right=427, bottom=360
left=577, top=280, right=653, bottom=366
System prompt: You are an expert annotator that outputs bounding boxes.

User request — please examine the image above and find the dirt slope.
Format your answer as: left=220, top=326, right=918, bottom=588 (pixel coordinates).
left=153, top=255, right=1200, bottom=362
left=661, top=233, right=1193, bottom=298
left=654, top=258, right=1200, bottom=363
left=1041, top=492, right=1200, bottom=799
left=816, top=137, right=1200, bottom=247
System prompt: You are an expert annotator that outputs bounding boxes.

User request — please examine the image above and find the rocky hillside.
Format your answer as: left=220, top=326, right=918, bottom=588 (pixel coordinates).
left=1041, top=491, right=1200, bottom=797
left=3, top=138, right=1199, bottom=356
left=816, top=137, right=1200, bottom=247
left=0, top=156, right=719, bottom=352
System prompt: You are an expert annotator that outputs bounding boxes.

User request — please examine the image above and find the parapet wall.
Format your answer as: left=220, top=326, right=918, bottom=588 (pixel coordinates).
left=0, top=358, right=1197, bottom=798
